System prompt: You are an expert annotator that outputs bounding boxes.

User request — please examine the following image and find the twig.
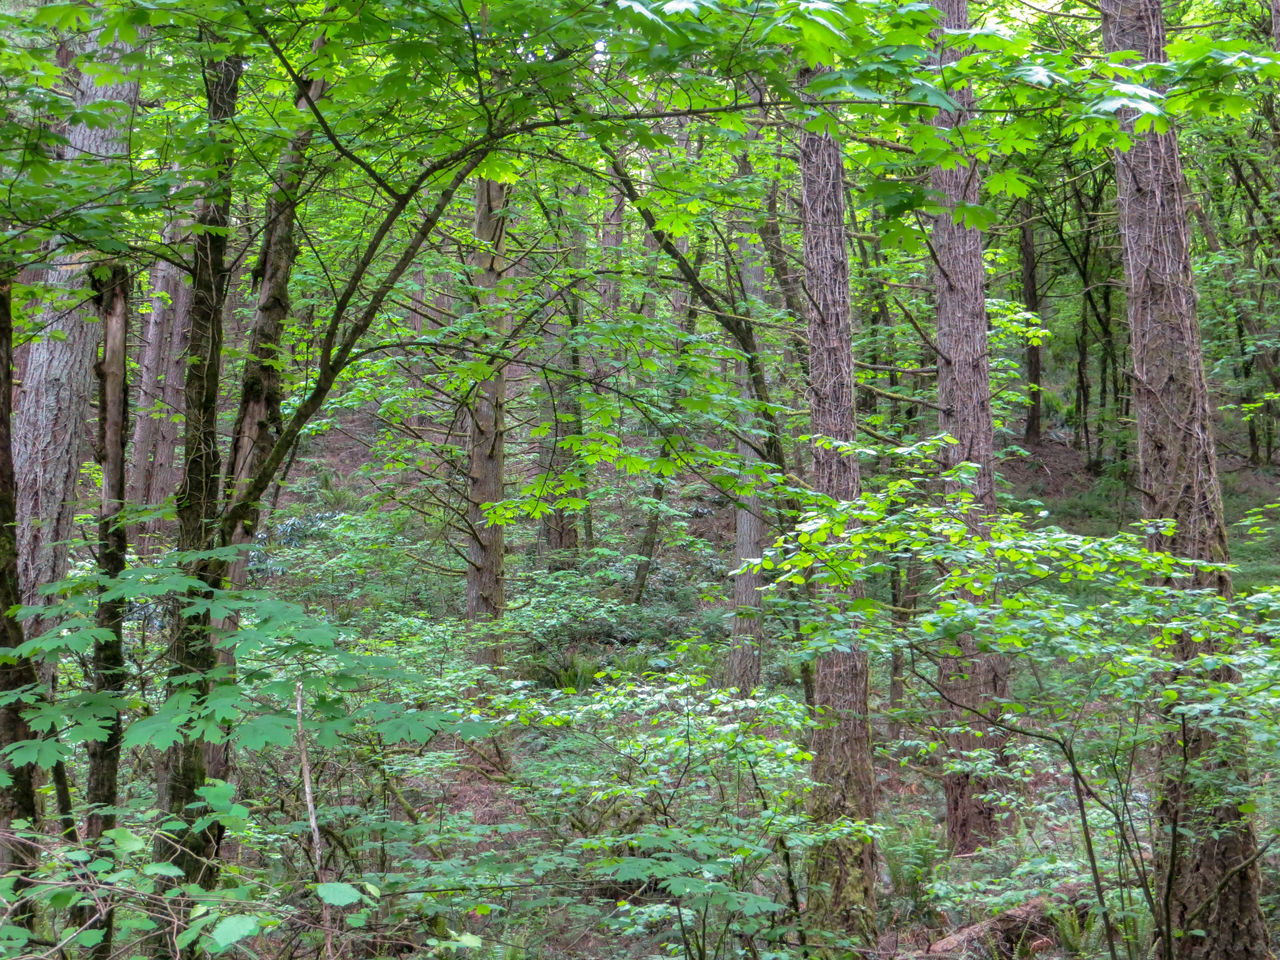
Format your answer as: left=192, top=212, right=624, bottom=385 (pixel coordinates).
left=296, top=682, right=335, bottom=960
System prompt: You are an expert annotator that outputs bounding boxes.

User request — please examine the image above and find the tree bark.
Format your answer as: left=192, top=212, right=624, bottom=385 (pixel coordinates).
left=0, top=266, right=41, bottom=892
left=728, top=358, right=766, bottom=692
left=798, top=96, right=876, bottom=942
left=928, top=0, right=1010, bottom=856
left=727, top=199, right=770, bottom=692
left=130, top=237, right=192, bottom=555
left=84, top=263, right=130, bottom=959
left=16, top=35, right=140, bottom=639
left=225, top=64, right=327, bottom=557
left=152, top=54, right=241, bottom=937
left=1020, top=202, right=1042, bottom=445
left=1101, top=1, right=1268, bottom=956
left=465, top=178, right=509, bottom=657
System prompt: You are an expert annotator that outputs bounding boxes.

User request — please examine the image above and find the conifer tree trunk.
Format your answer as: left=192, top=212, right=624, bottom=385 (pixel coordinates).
left=728, top=358, right=765, bottom=692
left=465, top=178, right=508, bottom=655
left=928, top=0, right=1009, bottom=855
left=1102, top=1, right=1267, bottom=956
left=799, top=98, right=876, bottom=941
left=16, top=34, right=140, bottom=639
left=728, top=200, right=769, bottom=692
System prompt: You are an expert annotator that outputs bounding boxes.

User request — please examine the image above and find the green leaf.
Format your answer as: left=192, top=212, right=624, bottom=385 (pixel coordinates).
left=208, top=915, right=259, bottom=951
left=315, top=882, right=363, bottom=906
left=102, top=827, right=145, bottom=855
left=142, top=861, right=188, bottom=877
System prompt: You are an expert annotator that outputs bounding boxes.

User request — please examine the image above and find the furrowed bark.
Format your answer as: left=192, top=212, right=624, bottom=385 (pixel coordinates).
left=728, top=191, right=770, bottom=692
left=728, top=357, right=766, bottom=692
left=465, top=178, right=509, bottom=655
left=1102, top=1, right=1268, bottom=956
left=17, top=32, right=140, bottom=644
left=928, top=0, right=1010, bottom=855
left=798, top=94, right=876, bottom=943
left=131, top=234, right=192, bottom=555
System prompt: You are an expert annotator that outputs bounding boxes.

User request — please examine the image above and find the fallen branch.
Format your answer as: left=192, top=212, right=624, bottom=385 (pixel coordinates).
left=918, top=884, right=1090, bottom=959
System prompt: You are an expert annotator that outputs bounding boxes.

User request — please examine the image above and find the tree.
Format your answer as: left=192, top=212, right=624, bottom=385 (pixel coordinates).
left=130, top=246, right=190, bottom=554
left=798, top=94, right=876, bottom=941
left=16, top=30, right=139, bottom=646
left=0, top=265, right=40, bottom=889
left=927, top=0, right=1010, bottom=855
left=1101, top=0, right=1268, bottom=955
left=152, top=46, right=242, bottom=911
left=1020, top=201, right=1043, bottom=446
left=82, top=258, right=129, bottom=959
left=464, top=177, right=510, bottom=651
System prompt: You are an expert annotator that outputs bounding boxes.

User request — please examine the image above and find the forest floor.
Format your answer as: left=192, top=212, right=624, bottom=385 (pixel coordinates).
left=1000, top=436, right=1280, bottom=590
left=259, top=414, right=1280, bottom=958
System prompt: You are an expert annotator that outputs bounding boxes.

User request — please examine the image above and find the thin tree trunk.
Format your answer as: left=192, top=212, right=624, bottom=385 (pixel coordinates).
left=1020, top=202, right=1042, bottom=445
left=629, top=482, right=665, bottom=606
left=600, top=187, right=626, bottom=320
left=728, top=358, right=766, bottom=692
left=131, top=238, right=192, bottom=555
left=887, top=559, right=921, bottom=746
left=152, top=55, right=241, bottom=951
left=1074, top=310, right=1091, bottom=453
left=84, top=263, right=130, bottom=959
left=212, top=68, right=328, bottom=782
left=1102, top=1, right=1268, bottom=956
left=0, top=264, right=41, bottom=896
left=465, top=178, right=508, bottom=657
left=727, top=190, right=770, bottom=691
left=798, top=90, right=876, bottom=942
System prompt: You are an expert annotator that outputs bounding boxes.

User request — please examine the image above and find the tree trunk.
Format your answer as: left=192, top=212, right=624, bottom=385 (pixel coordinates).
left=630, top=482, right=665, bottom=606
left=600, top=186, right=626, bottom=320
left=1020, top=202, right=1042, bottom=445
left=212, top=69, right=328, bottom=783
left=0, top=265, right=41, bottom=893
left=465, top=178, right=508, bottom=657
left=798, top=95, right=876, bottom=942
left=84, top=263, right=130, bottom=958
left=728, top=359, right=766, bottom=692
left=16, top=36, right=140, bottom=638
left=727, top=198, right=770, bottom=692
left=152, top=55, right=241, bottom=944
left=131, top=240, right=192, bottom=555
left=1101, top=1, right=1268, bottom=956
left=929, top=0, right=1010, bottom=855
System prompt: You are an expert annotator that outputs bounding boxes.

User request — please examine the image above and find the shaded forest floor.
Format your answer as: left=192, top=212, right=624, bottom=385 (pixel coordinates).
left=238, top=417, right=1280, bottom=958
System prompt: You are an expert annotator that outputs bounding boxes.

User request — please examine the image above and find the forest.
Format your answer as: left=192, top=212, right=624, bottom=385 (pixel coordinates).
left=4, top=0, right=1280, bottom=957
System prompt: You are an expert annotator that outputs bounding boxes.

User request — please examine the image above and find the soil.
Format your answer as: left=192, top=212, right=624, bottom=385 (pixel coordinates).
left=997, top=439, right=1094, bottom=502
